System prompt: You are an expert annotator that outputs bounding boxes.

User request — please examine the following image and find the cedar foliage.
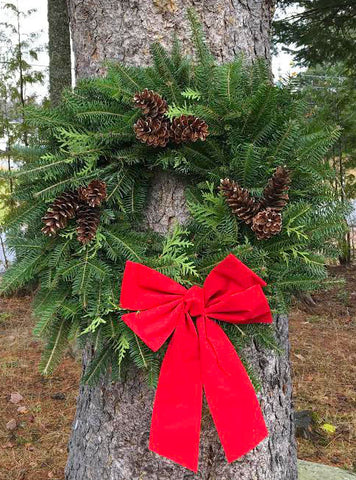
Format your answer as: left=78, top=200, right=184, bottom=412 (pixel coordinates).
left=0, top=10, right=348, bottom=386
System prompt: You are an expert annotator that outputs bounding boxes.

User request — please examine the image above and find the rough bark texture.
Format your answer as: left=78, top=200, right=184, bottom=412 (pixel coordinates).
left=65, top=1, right=298, bottom=479
left=48, top=0, right=72, bottom=105
left=144, top=171, right=189, bottom=233
left=67, top=0, right=275, bottom=77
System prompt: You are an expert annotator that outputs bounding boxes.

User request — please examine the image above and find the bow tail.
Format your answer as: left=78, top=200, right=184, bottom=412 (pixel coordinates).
left=149, top=313, right=202, bottom=472
left=197, top=316, right=268, bottom=463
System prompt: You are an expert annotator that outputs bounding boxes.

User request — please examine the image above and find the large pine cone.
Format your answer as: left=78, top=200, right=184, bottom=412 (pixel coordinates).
left=133, top=89, right=168, bottom=118
left=134, top=116, right=170, bottom=147
left=42, top=191, right=80, bottom=236
left=79, top=180, right=107, bottom=207
left=76, top=205, right=101, bottom=244
left=251, top=208, right=282, bottom=240
left=260, top=166, right=290, bottom=211
left=220, top=178, right=261, bottom=225
left=170, top=115, right=209, bottom=144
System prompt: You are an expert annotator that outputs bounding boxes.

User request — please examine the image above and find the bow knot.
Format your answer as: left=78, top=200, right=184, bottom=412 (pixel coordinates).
left=183, top=285, right=204, bottom=316
left=120, top=254, right=273, bottom=472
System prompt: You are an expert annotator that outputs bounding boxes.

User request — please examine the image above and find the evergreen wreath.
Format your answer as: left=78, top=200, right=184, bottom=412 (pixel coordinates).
left=0, top=10, right=348, bottom=387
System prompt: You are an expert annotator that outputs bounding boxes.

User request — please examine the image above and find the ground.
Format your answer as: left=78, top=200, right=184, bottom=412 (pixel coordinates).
left=0, top=265, right=355, bottom=480
left=290, top=265, right=356, bottom=472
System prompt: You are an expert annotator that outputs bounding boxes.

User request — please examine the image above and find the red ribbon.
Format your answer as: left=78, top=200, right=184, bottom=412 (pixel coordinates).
left=120, top=253, right=273, bottom=472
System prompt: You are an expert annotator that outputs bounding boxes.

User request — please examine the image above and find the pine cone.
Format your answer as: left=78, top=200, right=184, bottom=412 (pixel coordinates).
left=251, top=208, right=282, bottom=240
left=170, top=115, right=209, bottom=144
left=76, top=205, right=101, bottom=244
left=42, top=191, right=80, bottom=236
left=79, top=180, right=107, bottom=207
left=260, top=166, right=290, bottom=212
left=220, top=178, right=261, bottom=225
left=133, top=89, right=168, bottom=118
left=134, top=116, right=170, bottom=147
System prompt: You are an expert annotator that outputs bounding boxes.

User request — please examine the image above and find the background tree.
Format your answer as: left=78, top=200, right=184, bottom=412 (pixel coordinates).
left=0, top=171, right=10, bottom=269
left=274, top=1, right=356, bottom=72
left=274, top=1, right=356, bottom=264
left=0, top=2, right=45, bottom=146
left=47, top=0, right=71, bottom=105
left=295, top=65, right=356, bottom=263
left=297, top=66, right=356, bottom=199
left=0, top=2, right=44, bottom=269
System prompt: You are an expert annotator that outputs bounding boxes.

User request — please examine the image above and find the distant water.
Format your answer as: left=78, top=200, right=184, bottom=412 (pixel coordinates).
left=0, top=232, right=14, bottom=273
left=349, top=199, right=356, bottom=225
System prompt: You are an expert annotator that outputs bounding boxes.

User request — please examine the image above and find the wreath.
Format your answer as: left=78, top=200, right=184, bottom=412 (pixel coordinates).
left=1, top=10, right=346, bottom=389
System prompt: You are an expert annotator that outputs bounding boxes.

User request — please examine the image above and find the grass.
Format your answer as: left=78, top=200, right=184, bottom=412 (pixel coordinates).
left=0, top=264, right=355, bottom=478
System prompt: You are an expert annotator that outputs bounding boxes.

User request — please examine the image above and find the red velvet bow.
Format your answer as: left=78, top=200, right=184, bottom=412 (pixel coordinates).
left=120, top=254, right=273, bottom=472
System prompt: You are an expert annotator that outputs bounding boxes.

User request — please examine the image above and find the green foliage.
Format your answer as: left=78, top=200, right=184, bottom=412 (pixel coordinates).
left=294, top=65, right=356, bottom=201
left=273, top=1, right=356, bottom=71
left=166, top=103, right=194, bottom=120
left=0, top=3, right=45, bottom=232
left=181, top=88, right=202, bottom=101
left=0, top=3, right=44, bottom=144
left=0, top=13, right=348, bottom=385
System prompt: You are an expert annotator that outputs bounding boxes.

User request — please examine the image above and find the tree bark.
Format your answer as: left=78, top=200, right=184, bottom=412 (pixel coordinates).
left=67, top=0, right=275, bottom=77
left=65, top=2, right=298, bottom=479
left=48, top=0, right=72, bottom=105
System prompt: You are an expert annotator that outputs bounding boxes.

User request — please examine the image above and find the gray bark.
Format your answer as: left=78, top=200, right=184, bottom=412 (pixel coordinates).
left=67, top=0, right=275, bottom=78
left=48, top=0, right=72, bottom=105
left=144, top=171, right=189, bottom=233
left=65, top=1, right=297, bottom=479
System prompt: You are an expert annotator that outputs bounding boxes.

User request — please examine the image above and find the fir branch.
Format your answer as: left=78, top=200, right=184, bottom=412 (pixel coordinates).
left=40, top=317, right=70, bottom=376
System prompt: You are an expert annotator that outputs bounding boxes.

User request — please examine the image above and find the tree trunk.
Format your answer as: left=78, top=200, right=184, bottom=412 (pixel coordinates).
left=65, top=2, right=298, bottom=479
left=48, top=0, right=72, bottom=105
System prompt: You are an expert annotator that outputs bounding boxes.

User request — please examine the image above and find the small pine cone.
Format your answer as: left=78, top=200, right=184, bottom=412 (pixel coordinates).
left=76, top=205, right=101, bottom=244
left=170, top=115, right=209, bottom=144
left=251, top=208, right=282, bottom=240
left=42, top=191, right=80, bottom=236
left=260, top=166, right=291, bottom=212
left=220, top=178, right=261, bottom=225
left=79, top=180, right=107, bottom=207
left=134, top=116, right=170, bottom=147
left=133, top=89, right=168, bottom=118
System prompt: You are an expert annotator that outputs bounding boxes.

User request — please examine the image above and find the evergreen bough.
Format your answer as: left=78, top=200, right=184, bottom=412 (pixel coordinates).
left=0, top=11, right=348, bottom=387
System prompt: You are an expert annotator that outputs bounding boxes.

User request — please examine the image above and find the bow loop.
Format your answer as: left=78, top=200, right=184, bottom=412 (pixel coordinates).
left=203, top=254, right=272, bottom=325
left=120, top=260, right=186, bottom=312
left=204, top=254, right=266, bottom=305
